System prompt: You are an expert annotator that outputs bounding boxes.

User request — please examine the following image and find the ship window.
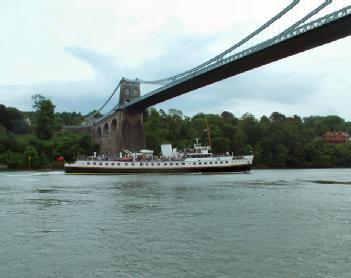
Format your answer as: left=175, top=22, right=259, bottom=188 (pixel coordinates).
left=87, top=162, right=90, bottom=165
left=215, top=161, right=218, bottom=164
left=210, top=162, right=213, bottom=165
left=93, top=162, right=96, bottom=165
left=198, top=162, right=202, bottom=165
left=157, top=163, right=160, bottom=166
left=225, top=161, right=228, bottom=164
left=151, top=163, right=154, bottom=166
left=111, top=163, right=115, bottom=166
left=170, top=163, right=173, bottom=166
left=193, top=162, right=196, bottom=165
left=204, top=162, right=207, bottom=165
left=99, top=163, right=102, bottom=166
left=181, top=163, right=185, bottom=165
left=125, top=163, right=128, bottom=166
left=164, top=163, right=167, bottom=166
left=117, top=163, right=120, bottom=166
left=145, top=163, right=148, bottom=166
left=175, top=163, right=178, bottom=166
left=220, top=161, right=223, bottom=164
left=140, top=163, right=143, bottom=166
left=131, top=163, right=135, bottom=166
left=105, top=163, right=108, bottom=166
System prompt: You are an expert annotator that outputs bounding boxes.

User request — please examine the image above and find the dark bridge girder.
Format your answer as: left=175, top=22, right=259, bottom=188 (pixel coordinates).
left=126, top=13, right=351, bottom=111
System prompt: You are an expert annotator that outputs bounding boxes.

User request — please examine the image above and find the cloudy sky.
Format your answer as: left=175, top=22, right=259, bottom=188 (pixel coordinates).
left=1, top=0, right=350, bottom=119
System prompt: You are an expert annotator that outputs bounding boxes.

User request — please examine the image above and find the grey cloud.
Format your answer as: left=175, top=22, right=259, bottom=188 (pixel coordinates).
left=64, top=46, right=121, bottom=78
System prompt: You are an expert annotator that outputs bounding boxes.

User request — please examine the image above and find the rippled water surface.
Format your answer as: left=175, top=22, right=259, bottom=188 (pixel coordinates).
left=1, top=169, right=351, bottom=277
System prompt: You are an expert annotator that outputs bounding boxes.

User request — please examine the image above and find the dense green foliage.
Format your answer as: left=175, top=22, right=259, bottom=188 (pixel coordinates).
left=144, top=109, right=351, bottom=168
left=0, top=104, right=28, bottom=134
left=32, top=94, right=57, bottom=139
left=0, top=97, right=97, bottom=169
left=1, top=97, right=351, bottom=169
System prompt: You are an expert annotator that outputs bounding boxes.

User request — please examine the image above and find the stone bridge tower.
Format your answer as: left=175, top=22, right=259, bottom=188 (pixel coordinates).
left=71, top=79, right=146, bottom=155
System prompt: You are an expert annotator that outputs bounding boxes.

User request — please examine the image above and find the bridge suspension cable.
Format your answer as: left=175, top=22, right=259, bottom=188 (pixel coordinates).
left=137, top=0, right=334, bottom=86
left=86, top=80, right=122, bottom=122
left=137, top=0, right=301, bottom=85
left=87, top=0, right=343, bottom=125
left=138, top=0, right=300, bottom=85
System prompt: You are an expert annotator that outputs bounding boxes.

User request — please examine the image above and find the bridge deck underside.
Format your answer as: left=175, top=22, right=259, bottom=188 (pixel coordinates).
left=126, top=14, right=351, bottom=111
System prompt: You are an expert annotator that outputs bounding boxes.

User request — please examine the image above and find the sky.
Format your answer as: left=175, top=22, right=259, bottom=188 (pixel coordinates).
left=0, top=0, right=350, bottom=119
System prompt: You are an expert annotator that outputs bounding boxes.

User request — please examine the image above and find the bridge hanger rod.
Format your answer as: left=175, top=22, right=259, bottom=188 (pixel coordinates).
left=138, top=0, right=300, bottom=85
left=284, top=0, right=332, bottom=33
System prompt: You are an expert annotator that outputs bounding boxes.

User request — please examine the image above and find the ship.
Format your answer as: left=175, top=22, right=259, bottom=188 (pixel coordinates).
left=64, top=139, right=254, bottom=174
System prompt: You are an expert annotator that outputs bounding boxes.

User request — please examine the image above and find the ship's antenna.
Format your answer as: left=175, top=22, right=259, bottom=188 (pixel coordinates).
left=205, top=119, right=212, bottom=148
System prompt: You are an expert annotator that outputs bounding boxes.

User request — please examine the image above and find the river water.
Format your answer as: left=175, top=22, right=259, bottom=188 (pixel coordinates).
left=0, top=169, right=351, bottom=277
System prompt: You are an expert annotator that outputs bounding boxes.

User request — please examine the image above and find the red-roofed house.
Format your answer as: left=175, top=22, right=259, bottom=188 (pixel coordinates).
left=324, top=131, right=350, bottom=144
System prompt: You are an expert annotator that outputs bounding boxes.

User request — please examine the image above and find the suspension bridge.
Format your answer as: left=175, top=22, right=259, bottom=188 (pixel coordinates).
left=68, top=1, right=351, bottom=154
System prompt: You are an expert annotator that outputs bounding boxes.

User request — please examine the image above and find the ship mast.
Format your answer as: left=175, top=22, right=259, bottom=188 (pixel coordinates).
left=205, top=119, right=212, bottom=148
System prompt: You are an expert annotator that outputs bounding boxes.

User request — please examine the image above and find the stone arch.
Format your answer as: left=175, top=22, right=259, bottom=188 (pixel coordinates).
left=111, top=118, right=117, bottom=132
left=96, top=126, right=102, bottom=137
left=103, top=123, right=109, bottom=136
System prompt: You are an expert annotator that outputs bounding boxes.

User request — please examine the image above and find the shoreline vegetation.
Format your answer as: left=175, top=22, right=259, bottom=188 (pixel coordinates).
left=1, top=95, right=351, bottom=170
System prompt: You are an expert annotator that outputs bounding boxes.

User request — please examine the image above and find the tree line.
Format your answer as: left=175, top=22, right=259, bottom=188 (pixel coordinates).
left=0, top=95, right=96, bottom=169
left=1, top=96, right=351, bottom=169
left=144, top=108, right=351, bottom=168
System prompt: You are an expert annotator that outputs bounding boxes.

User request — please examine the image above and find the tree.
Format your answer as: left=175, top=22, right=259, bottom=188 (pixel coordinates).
left=32, top=94, right=56, bottom=140
left=0, top=124, right=20, bottom=153
left=0, top=105, right=27, bottom=134
left=86, top=110, right=102, bottom=119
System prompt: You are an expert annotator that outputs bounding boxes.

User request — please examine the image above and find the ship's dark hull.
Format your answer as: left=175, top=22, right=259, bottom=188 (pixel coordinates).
left=64, top=164, right=251, bottom=174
